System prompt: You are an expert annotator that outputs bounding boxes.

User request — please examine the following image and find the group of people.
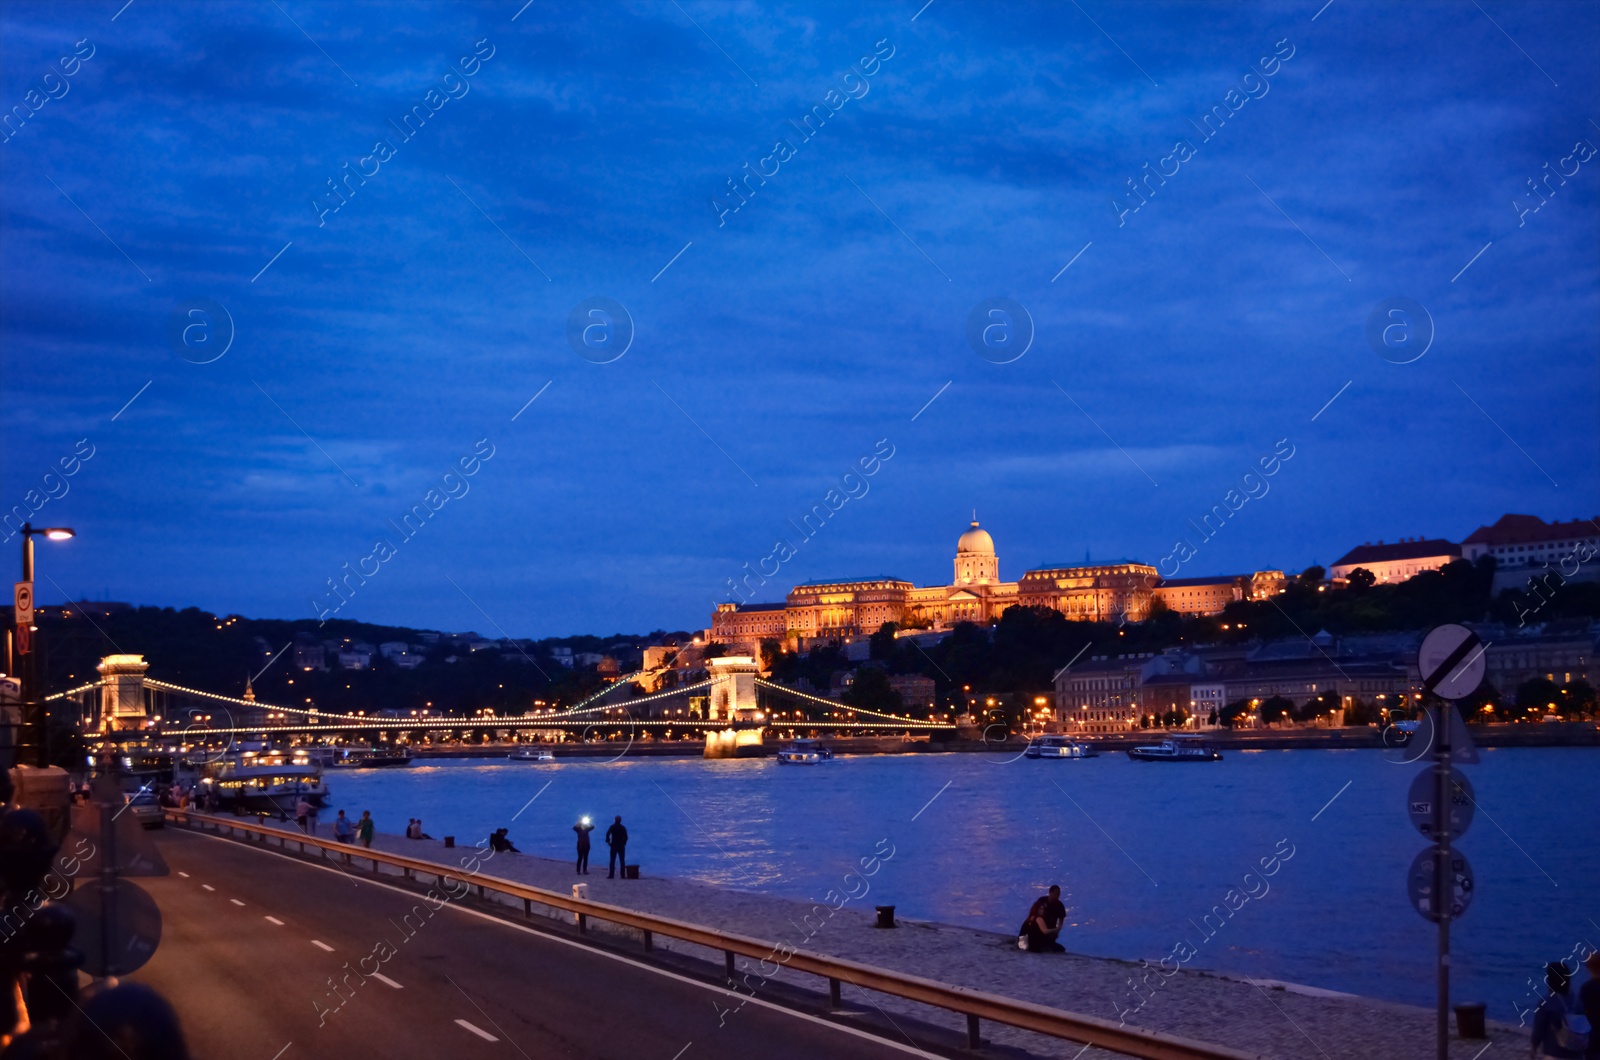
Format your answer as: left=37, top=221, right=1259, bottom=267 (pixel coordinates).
left=405, top=818, right=433, bottom=840
left=329, top=809, right=374, bottom=847
left=572, top=815, right=629, bottom=878
left=1532, top=952, right=1599, bottom=1059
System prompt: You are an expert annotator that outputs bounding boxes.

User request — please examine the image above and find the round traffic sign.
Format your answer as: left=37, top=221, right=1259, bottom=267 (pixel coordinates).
left=66, top=878, right=163, bottom=976
left=1406, top=847, right=1475, bottom=923
left=1406, top=768, right=1475, bottom=840
left=1418, top=624, right=1486, bottom=700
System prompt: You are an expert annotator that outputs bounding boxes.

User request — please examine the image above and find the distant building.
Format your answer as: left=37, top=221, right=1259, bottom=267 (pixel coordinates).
left=1478, top=620, right=1596, bottom=693
left=886, top=673, right=936, bottom=710
left=338, top=648, right=371, bottom=670
left=1153, top=571, right=1285, bottom=616
left=1330, top=538, right=1460, bottom=584
left=550, top=647, right=574, bottom=668
left=292, top=636, right=327, bottom=672
left=1461, top=514, right=1600, bottom=572
left=713, top=519, right=1169, bottom=646
left=1053, top=655, right=1149, bottom=732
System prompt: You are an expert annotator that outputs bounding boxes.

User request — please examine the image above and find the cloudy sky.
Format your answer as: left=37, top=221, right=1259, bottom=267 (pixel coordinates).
left=3, top=0, right=1596, bottom=637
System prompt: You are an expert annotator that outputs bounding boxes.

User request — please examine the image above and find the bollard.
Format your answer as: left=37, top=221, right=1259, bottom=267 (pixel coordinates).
left=829, top=978, right=841, bottom=1007
left=1454, top=1002, right=1487, bottom=1039
left=444, top=836, right=455, bottom=848
left=966, top=1014, right=980, bottom=1049
left=874, top=905, right=897, bottom=929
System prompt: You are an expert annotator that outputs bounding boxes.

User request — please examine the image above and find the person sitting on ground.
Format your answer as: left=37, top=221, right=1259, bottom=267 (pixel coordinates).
left=488, top=827, right=520, bottom=853
left=414, top=819, right=433, bottom=840
left=1579, top=952, right=1600, bottom=1060
left=405, top=818, right=417, bottom=839
left=1531, top=960, right=1587, bottom=1059
left=1018, top=885, right=1067, bottom=953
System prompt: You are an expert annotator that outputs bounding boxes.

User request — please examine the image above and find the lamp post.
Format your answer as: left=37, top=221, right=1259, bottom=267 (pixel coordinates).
left=16, top=523, right=76, bottom=768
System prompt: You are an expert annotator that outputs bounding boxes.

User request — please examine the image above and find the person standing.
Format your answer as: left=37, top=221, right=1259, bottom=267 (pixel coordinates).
left=1531, top=961, right=1584, bottom=1059
left=605, top=815, right=628, bottom=879
left=294, top=797, right=311, bottom=834
left=333, top=810, right=352, bottom=844
left=307, top=801, right=320, bottom=836
left=357, top=810, right=374, bottom=849
left=573, top=817, right=594, bottom=874
left=1580, top=952, right=1600, bottom=1060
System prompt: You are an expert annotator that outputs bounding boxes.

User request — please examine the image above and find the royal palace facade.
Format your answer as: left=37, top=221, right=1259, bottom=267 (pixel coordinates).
left=710, top=520, right=1280, bottom=647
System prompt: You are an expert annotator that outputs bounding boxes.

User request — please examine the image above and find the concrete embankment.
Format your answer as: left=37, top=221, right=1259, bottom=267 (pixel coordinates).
left=252, top=818, right=1526, bottom=1059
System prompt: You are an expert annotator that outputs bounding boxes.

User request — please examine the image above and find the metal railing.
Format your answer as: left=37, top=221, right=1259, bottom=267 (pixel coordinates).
left=169, top=810, right=1261, bottom=1060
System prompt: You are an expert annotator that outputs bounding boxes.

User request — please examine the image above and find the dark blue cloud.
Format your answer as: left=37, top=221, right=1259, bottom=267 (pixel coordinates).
left=2, top=0, right=1595, bottom=636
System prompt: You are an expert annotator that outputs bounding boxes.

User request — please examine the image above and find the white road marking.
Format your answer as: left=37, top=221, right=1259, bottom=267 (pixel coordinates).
left=186, top=828, right=938, bottom=1057
left=455, top=1019, right=499, bottom=1041
left=265, top=916, right=285, bottom=926
left=201, top=884, right=215, bottom=891
left=370, top=972, right=403, bottom=989
left=177, top=871, right=190, bottom=878
left=230, top=899, right=246, bottom=906
left=311, top=940, right=334, bottom=952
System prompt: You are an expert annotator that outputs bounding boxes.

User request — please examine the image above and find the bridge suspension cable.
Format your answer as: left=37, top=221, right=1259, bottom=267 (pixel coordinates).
left=753, top=678, right=950, bottom=728
left=41, top=679, right=103, bottom=703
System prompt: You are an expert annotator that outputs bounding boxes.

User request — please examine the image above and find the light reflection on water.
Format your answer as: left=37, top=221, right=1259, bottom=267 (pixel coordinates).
left=325, top=746, right=1599, bottom=1017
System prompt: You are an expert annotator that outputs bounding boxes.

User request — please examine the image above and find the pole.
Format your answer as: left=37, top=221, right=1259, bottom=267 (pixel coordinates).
left=19, top=529, right=43, bottom=768
left=1434, top=699, right=1452, bottom=1060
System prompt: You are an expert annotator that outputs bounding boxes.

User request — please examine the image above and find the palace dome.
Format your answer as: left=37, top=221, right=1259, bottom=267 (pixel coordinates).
left=957, top=520, right=995, bottom=555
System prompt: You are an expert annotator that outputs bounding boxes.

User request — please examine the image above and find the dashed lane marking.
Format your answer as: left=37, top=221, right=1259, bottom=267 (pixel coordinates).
left=265, top=916, right=285, bottom=926
left=230, top=899, right=246, bottom=906
left=201, top=884, right=215, bottom=891
left=455, top=1019, right=498, bottom=1042
left=369, top=972, right=403, bottom=989
left=311, top=940, right=334, bottom=952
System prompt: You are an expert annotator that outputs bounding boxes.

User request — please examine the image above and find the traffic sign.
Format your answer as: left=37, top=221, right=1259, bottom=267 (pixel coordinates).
left=14, top=580, right=33, bottom=626
left=1406, top=847, right=1475, bottom=923
left=1407, top=769, right=1475, bottom=840
left=1418, top=624, right=1487, bottom=700
left=66, top=877, right=163, bottom=977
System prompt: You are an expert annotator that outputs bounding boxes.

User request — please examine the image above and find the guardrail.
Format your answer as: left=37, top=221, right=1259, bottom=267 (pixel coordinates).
left=169, top=810, right=1262, bottom=1060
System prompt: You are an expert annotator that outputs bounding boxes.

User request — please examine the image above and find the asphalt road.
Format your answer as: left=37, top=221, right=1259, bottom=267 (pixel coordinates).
left=128, top=828, right=921, bottom=1060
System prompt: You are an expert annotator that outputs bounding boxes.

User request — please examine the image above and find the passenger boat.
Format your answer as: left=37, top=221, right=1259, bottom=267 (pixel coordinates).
left=508, top=747, right=556, bottom=762
left=195, top=743, right=330, bottom=811
left=775, top=738, right=834, bottom=764
left=1024, top=735, right=1100, bottom=759
left=323, top=747, right=414, bottom=769
left=1127, top=735, right=1223, bottom=762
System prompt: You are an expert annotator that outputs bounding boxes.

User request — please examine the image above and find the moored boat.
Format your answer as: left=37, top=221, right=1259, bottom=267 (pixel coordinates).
left=196, top=743, right=330, bottom=811
left=775, top=738, right=833, bottom=764
left=1127, top=735, right=1223, bottom=762
left=1024, top=735, right=1100, bottom=759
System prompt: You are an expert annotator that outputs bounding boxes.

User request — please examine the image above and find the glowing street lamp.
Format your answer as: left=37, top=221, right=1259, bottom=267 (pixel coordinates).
left=15, top=524, right=76, bottom=766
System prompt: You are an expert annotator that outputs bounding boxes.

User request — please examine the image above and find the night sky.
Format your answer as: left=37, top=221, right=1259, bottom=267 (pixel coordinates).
left=3, top=0, right=1596, bottom=638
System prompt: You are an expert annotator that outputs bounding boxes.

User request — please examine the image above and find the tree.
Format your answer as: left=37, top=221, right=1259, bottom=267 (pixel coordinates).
left=1297, top=565, right=1326, bottom=587
left=1347, top=567, right=1376, bottom=591
left=843, top=666, right=902, bottom=715
left=1343, top=699, right=1380, bottom=726
left=870, top=622, right=899, bottom=660
left=1561, top=679, right=1597, bottom=718
left=1162, top=708, right=1189, bottom=728
left=1219, top=700, right=1250, bottom=729
left=1515, top=677, right=1559, bottom=715
left=1259, top=695, right=1293, bottom=726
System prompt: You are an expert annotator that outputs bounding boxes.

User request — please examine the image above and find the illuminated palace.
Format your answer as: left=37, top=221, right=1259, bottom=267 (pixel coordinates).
left=712, top=520, right=1276, bottom=647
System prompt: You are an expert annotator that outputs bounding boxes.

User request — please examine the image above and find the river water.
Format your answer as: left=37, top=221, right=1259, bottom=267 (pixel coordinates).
left=319, top=746, right=1599, bottom=1020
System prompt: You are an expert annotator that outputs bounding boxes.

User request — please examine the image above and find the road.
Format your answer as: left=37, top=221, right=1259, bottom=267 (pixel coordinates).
left=128, top=827, right=923, bottom=1060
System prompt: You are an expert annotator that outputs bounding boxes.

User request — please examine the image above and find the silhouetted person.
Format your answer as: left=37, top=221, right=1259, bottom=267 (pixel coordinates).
left=605, top=815, right=628, bottom=878
left=1580, top=951, right=1600, bottom=1060
left=489, top=828, right=520, bottom=853
left=70, top=982, right=191, bottom=1060
left=573, top=817, right=594, bottom=873
left=1019, top=885, right=1066, bottom=952
left=1531, top=961, right=1583, bottom=1059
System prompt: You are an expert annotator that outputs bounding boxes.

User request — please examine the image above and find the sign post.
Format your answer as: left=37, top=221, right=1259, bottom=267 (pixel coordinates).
left=1414, top=623, right=1487, bottom=1060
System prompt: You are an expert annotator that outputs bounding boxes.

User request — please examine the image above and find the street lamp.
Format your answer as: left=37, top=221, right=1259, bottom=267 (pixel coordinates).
left=14, top=523, right=76, bottom=767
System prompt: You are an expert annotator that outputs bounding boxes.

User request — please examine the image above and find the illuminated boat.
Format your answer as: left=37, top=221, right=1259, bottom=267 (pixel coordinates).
left=1024, top=735, right=1100, bottom=759
left=1127, top=735, right=1223, bottom=762
left=197, top=743, right=330, bottom=811
left=776, top=738, right=833, bottom=764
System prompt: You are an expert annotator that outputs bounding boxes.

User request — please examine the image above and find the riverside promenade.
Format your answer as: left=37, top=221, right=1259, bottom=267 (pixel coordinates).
left=247, top=817, right=1524, bottom=1060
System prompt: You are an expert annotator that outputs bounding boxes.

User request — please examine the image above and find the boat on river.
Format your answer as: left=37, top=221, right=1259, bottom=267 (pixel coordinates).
left=1127, top=735, right=1223, bottom=762
left=1024, top=735, right=1100, bottom=759
left=509, top=747, right=556, bottom=763
left=194, top=744, right=330, bottom=811
left=775, top=738, right=833, bottom=764
left=324, top=747, right=414, bottom=769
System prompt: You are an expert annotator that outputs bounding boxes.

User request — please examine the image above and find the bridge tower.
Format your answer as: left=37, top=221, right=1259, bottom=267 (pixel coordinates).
left=704, top=655, right=764, bottom=759
left=96, top=653, right=150, bottom=732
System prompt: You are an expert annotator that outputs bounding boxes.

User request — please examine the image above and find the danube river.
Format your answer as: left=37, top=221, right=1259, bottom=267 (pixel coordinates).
left=321, top=746, right=1598, bottom=1019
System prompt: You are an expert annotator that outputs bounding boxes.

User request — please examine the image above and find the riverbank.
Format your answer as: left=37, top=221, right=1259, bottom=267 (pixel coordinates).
left=409, top=721, right=1598, bottom=759
left=257, top=818, right=1526, bottom=1059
